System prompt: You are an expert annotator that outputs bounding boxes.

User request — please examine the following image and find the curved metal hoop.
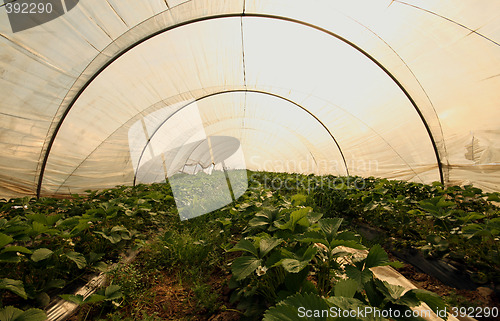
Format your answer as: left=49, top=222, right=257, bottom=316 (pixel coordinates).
left=36, top=13, right=444, bottom=196
left=132, top=89, right=350, bottom=186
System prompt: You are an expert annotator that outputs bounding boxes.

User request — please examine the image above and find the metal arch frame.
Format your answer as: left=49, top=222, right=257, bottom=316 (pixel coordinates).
left=131, top=89, right=350, bottom=186
left=49, top=89, right=343, bottom=193
left=36, top=13, right=445, bottom=197
left=142, top=119, right=321, bottom=185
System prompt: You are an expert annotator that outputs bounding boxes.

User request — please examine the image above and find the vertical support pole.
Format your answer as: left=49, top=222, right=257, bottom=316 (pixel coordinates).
left=222, top=160, right=236, bottom=203
left=160, top=153, right=168, bottom=181
left=208, top=136, right=236, bottom=203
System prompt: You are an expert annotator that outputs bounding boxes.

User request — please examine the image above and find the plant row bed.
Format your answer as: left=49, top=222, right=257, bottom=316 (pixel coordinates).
left=1, top=171, right=498, bottom=320
left=0, top=183, right=179, bottom=320
left=308, top=174, right=500, bottom=288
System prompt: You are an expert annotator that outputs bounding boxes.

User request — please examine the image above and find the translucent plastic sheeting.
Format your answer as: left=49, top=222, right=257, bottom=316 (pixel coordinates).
left=128, top=96, right=248, bottom=220
left=0, top=0, right=500, bottom=199
left=37, top=16, right=440, bottom=194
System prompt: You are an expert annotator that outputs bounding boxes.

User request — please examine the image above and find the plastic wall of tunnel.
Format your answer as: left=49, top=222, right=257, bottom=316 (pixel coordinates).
left=1, top=0, right=500, bottom=199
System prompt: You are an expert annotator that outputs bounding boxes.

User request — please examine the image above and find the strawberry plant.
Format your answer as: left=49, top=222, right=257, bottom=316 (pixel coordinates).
left=224, top=188, right=448, bottom=320
left=1, top=171, right=496, bottom=319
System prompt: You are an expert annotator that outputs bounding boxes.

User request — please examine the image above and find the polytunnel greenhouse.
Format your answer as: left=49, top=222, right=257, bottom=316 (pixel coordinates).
left=0, top=0, right=499, bottom=320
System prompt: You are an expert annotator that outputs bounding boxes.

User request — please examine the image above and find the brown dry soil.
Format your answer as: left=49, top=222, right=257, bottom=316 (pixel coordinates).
left=393, top=258, right=499, bottom=321
left=68, top=269, right=241, bottom=321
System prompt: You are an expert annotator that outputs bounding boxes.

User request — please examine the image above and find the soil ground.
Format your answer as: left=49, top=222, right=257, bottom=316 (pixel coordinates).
left=392, top=254, right=499, bottom=321
left=68, top=268, right=241, bottom=321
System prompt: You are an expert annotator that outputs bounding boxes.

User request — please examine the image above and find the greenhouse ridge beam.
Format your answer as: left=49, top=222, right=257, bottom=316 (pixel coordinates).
left=36, top=13, right=444, bottom=197
left=131, top=89, right=350, bottom=186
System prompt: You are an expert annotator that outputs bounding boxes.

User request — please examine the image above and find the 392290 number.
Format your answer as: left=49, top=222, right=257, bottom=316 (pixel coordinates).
left=451, top=306, right=499, bottom=318
left=5, top=2, right=53, bottom=14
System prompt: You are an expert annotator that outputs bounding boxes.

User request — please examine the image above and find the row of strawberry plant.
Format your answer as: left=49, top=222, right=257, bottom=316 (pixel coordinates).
left=0, top=183, right=179, bottom=318
left=2, top=170, right=496, bottom=319
left=227, top=192, right=447, bottom=320
left=311, top=177, right=500, bottom=285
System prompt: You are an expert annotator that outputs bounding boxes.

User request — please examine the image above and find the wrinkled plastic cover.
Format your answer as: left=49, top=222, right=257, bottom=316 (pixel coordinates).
left=1, top=0, right=500, bottom=200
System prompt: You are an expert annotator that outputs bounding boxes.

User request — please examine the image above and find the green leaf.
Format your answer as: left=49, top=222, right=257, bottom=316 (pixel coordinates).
left=278, top=207, right=311, bottom=232
left=344, top=265, right=373, bottom=284
left=84, top=294, right=106, bottom=303
left=119, top=232, right=131, bottom=240
left=374, top=278, right=405, bottom=301
left=334, top=279, right=358, bottom=298
left=88, top=252, right=104, bottom=264
left=329, top=239, right=365, bottom=251
left=278, top=245, right=317, bottom=273
left=327, top=296, right=376, bottom=318
left=301, top=245, right=318, bottom=262
left=45, top=214, right=63, bottom=226
left=59, top=294, right=84, bottom=305
left=216, top=217, right=233, bottom=227
left=437, top=198, right=455, bottom=208
left=45, top=279, right=65, bottom=290
left=0, top=232, right=13, bottom=248
left=0, top=252, right=21, bottom=263
left=462, top=224, right=483, bottom=238
left=284, top=268, right=310, bottom=293
left=31, top=248, right=53, bottom=262
left=291, top=194, right=308, bottom=206
left=363, top=279, right=383, bottom=307
left=231, top=256, right=262, bottom=281
left=462, top=213, right=485, bottom=222
left=296, top=231, right=326, bottom=245
left=0, top=306, right=46, bottom=321
left=319, top=218, right=343, bottom=241
left=410, top=289, right=448, bottom=320
left=263, top=292, right=332, bottom=321
left=336, top=230, right=360, bottom=241
left=94, top=261, right=109, bottom=272
left=57, top=216, right=80, bottom=229
left=228, top=238, right=258, bottom=257
left=248, top=216, right=270, bottom=228
left=426, top=234, right=442, bottom=245
left=259, top=238, right=282, bottom=258
left=70, top=219, right=93, bottom=236
left=110, top=225, right=129, bottom=233
left=419, top=200, right=439, bottom=212
left=94, top=231, right=122, bottom=244
left=281, top=259, right=309, bottom=273
left=0, top=278, right=27, bottom=299
left=25, top=213, right=49, bottom=225
left=487, top=193, right=500, bottom=202
left=364, top=244, right=390, bottom=269
left=307, top=212, right=323, bottom=225
left=388, top=261, right=405, bottom=269
left=488, top=217, right=500, bottom=229
left=104, top=284, right=123, bottom=301
left=30, top=221, right=49, bottom=235
left=107, top=233, right=123, bottom=244
left=35, top=292, right=50, bottom=307
left=0, top=306, right=22, bottom=321
left=1, top=246, right=32, bottom=254
left=65, top=251, right=87, bottom=269
left=408, top=209, right=422, bottom=215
